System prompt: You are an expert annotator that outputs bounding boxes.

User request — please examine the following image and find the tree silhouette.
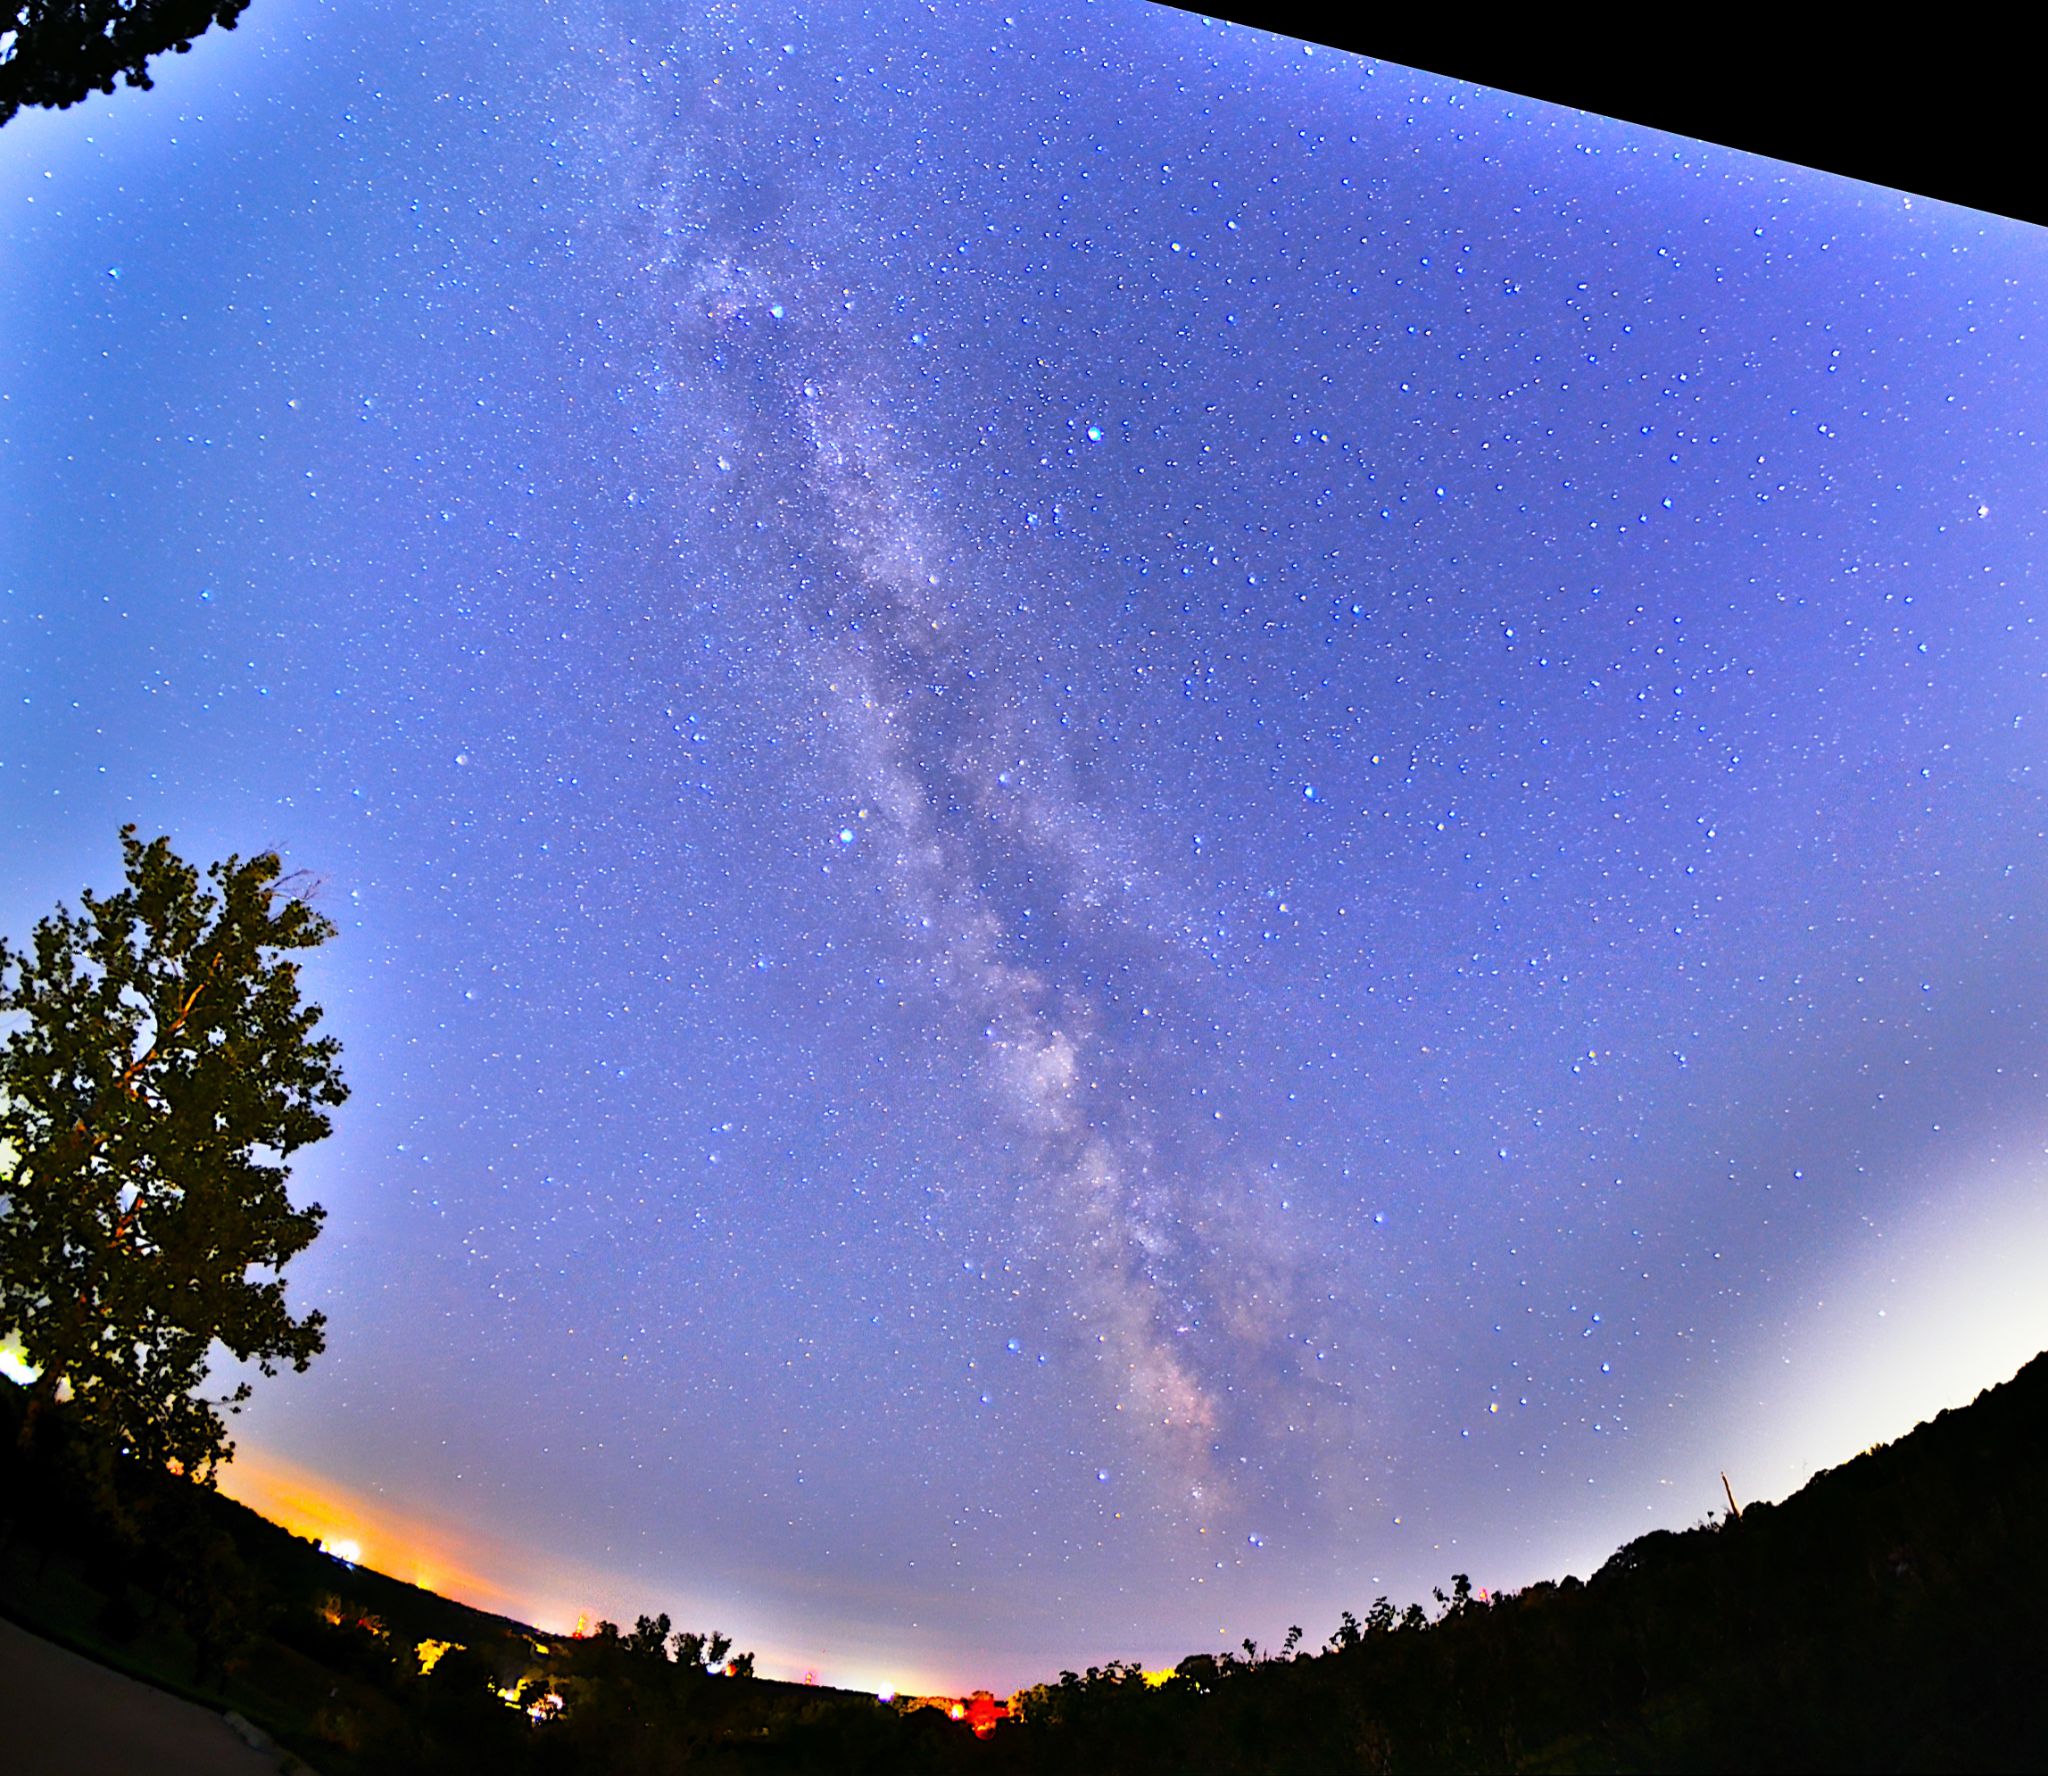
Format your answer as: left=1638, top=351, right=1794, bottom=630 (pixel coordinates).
left=626, top=1610, right=673, bottom=1659
left=0, top=827, right=343, bottom=1479
left=0, top=1, right=253, bottom=130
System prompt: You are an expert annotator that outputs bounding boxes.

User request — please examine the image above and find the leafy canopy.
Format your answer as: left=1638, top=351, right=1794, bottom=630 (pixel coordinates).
left=0, top=2, right=254, bottom=130
left=0, top=826, right=344, bottom=1479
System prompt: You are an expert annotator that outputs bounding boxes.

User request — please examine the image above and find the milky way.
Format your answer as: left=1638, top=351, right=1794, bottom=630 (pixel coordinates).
left=5, top=0, right=2048, bottom=1692
left=671, top=243, right=1363, bottom=1524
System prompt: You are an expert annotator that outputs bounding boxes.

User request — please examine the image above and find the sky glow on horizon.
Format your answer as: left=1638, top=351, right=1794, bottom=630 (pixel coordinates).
left=4, top=0, right=2047, bottom=1695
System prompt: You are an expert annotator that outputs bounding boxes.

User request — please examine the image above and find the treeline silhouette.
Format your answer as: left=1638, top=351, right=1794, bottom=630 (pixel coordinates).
left=991, top=1355, right=2048, bottom=1773
left=3, top=1352, right=2045, bottom=1771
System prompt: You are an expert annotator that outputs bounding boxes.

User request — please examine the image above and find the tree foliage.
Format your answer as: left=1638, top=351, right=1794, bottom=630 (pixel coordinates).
left=0, top=826, right=343, bottom=1479
left=0, top=0, right=253, bottom=130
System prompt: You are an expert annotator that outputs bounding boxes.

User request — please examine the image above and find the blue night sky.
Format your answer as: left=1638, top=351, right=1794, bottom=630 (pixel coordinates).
left=5, top=0, right=2047, bottom=1695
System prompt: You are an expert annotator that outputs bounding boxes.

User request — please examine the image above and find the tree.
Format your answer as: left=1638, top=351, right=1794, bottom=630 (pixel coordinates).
left=0, top=826, right=343, bottom=1480
left=627, top=1611, right=673, bottom=1659
left=0, top=1, right=254, bottom=130
left=669, top=1626, right=737, bottom=1674
left=1327, top=1607, right=1363, bottom=1653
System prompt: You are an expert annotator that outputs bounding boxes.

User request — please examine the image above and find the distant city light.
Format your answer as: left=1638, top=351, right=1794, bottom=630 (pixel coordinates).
left=416, top=1638, right=461, bottom=1675
left=0, top=1337, right=40, bottom=1386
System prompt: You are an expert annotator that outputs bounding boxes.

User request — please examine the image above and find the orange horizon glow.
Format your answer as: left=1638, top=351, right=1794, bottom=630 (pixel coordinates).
left=216, top=1444, right=586, bottom=1630
left=215, top=1444, right=1029, bottom=1697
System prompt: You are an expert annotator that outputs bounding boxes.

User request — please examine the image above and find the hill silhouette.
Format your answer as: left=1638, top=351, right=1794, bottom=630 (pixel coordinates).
left=992, top=1348, right=2048, bottom=1773
left=4, top=1350, right=2046, bottom=1771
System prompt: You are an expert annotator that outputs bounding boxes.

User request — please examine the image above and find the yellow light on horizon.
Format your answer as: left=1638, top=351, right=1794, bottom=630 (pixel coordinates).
left=417, top=1639, right=462, bottom=1675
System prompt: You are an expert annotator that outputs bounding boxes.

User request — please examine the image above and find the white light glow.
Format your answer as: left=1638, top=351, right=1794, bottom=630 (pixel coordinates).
left=0, top=1338, right=40, bottom=1386
left=1736, top=1150, right=2048, bottom=1504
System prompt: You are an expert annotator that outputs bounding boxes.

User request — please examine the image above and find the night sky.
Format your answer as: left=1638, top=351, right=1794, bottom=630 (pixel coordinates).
left=5, top=0, right=2048, bottom=1696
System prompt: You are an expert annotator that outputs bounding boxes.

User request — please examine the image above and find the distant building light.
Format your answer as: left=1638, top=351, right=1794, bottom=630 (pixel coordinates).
left=0, top=1341, right=40, bottom=1386
left=415, top=1639, right=462, bottom=1676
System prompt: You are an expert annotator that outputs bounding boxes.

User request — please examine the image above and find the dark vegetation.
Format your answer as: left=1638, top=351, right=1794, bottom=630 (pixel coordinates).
left=0, top=825, right=2038, bottom=1769
left=0, top=1, right=252, bottom=129
left=0, top=1371, right=959, bottom=1773
left=0, top=827, right=341, bottom=1483
left=5, top=1349, right=2046, bottom=1772
left=992, top=1349, right=2048, bottom=1773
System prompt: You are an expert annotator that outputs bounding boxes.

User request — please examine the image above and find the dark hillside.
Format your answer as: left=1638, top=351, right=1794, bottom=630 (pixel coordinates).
left=986, top=1350, right=2048, bottom=1773
left=5, top=1353, right=2045, bottom=1771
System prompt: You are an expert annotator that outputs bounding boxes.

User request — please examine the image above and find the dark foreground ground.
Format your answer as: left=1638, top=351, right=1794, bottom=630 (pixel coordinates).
left=0, top=1611, right=301, bottom=1775
left=5, top=1350, right=2047, bottom=1773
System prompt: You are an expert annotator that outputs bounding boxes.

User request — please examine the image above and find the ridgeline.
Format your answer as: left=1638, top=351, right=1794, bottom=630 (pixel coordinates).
left=3, top=1351, right=2044, bottom=1772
